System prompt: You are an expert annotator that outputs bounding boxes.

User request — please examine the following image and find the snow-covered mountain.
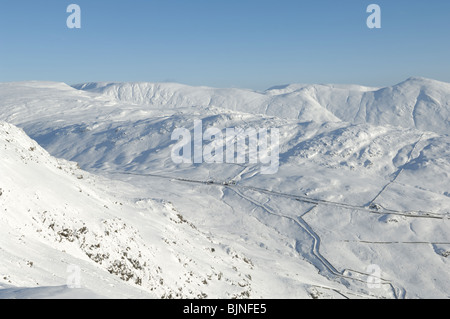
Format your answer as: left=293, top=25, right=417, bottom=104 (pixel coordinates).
left=0, top=78, right=449, bottom=299
left=74, top=77, right=450, bottom=135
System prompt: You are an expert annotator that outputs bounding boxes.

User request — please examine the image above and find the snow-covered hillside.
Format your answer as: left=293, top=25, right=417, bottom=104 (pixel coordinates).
left=0, top=121, right=155, bottom=298
left=0, top=78, right=449, bottom=299
left=1, top=121, right=347, bottom=299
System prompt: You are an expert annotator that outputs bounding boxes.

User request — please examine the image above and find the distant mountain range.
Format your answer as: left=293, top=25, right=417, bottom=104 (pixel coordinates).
left=74, top=77, right=450, bottom=135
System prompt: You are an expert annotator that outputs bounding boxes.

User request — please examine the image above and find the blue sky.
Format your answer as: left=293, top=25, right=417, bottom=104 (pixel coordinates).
left=0, top=0, right=449, bottom=90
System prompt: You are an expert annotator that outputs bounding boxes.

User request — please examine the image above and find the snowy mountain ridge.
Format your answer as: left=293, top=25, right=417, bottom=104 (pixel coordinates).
left=73, top=77, right=450, bottom=135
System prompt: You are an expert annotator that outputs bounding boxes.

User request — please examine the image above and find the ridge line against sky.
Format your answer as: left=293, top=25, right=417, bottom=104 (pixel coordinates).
left=0, top=0, right=449, bottom=90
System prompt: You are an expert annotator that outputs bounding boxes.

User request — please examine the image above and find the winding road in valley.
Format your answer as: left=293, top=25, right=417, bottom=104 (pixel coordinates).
left=109, top=170, right=418, bottom=299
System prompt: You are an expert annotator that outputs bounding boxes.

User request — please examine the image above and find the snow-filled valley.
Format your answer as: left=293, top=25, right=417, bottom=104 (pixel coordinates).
left=0, top=78, right=449, bottom=299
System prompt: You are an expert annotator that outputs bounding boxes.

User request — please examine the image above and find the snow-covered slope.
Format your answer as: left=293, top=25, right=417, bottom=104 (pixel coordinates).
left=0, top=79, right=449, bottom=299
left=1, top=121, right=356, bottom=299
left=74, top=77, right=450, bottom=135
left=0, top=121, right=156, bottom=298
